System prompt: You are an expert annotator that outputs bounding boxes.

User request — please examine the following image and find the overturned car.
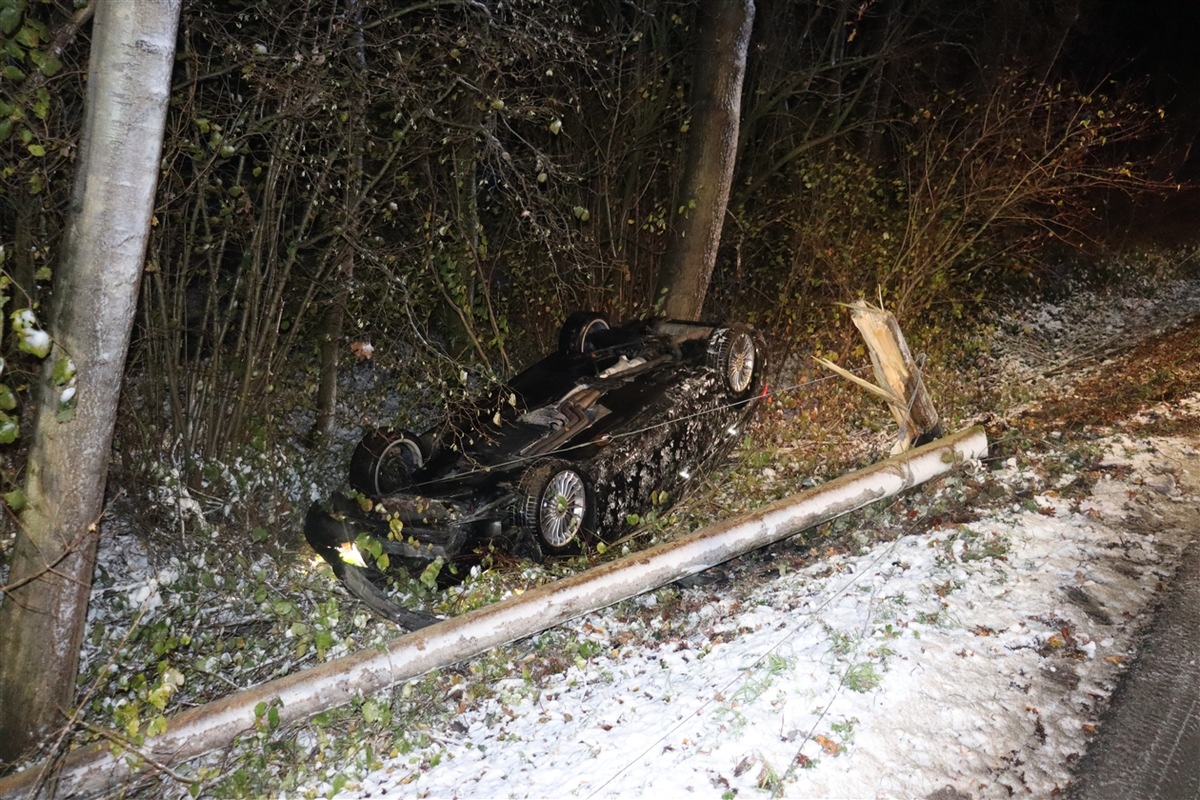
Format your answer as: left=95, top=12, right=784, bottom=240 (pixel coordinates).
left=304, top=313, right=767, bottom=626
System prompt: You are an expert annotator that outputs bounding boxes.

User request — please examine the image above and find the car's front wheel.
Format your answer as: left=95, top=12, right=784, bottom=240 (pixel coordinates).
left=706, top=326, right=759, bottom=396
left=515, top=458, right=595, bottom=551
left=558, top=311, right=610, bottom=355
left=348, top=427, right=426, bottom=497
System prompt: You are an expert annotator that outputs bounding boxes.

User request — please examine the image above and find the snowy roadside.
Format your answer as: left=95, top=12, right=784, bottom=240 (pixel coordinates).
left=322, top=409, right=1200, bottom=799
left=990, top=277, right=1200, bottom=384
left=313, top=279, right=1200, bottom=800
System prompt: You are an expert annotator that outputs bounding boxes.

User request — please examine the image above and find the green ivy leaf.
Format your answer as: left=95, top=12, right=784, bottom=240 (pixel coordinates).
left=30, top=87, right=50, bottom=120
left=3, top=489, right=25, bottom=512
left=0, top=7, right=22, bottom=37
left=50, top=356, right=74, bottom=385
left=2, top=65, right=25, bottom=82
left=21, top=14, right=45, bottom=39
left=419, top=558, right=442, bottom=589
left=0, top=383, right=15, bottom=411
left=12, top=309, right=50, bottom=358
left=26, top=142, right=44, bottom=157
left=14, top=23, right=38, bottom=48
left=29, top=50, right=61, bottom=78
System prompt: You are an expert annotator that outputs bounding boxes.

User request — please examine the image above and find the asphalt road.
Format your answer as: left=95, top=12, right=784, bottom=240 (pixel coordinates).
left=1067, top=539, right=1200, bottom=800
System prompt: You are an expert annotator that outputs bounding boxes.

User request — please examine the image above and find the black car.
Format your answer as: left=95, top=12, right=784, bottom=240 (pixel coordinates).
left=304, top=312, right=766, bottom=626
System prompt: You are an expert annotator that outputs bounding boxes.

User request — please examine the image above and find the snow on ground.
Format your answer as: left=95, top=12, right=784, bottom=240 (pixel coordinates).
left=989, top=277, right=1200, bottom=389
left=318, top=311, right=1200, bottom=797
left=324, top=427, right=1200, bottom=799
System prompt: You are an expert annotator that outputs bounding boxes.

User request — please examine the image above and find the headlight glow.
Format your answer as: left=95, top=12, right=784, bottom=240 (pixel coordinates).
left=337, top=542, right=367, bottom=568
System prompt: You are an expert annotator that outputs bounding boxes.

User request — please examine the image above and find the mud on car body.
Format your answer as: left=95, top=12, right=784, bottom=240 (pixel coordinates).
left=304, top=312, right=767, bottom=627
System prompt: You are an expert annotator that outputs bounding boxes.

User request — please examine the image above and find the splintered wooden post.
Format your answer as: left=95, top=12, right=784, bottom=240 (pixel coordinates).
left=817, top=300, right=941, bottom=453
left=851, top=300, right=941, bottom=451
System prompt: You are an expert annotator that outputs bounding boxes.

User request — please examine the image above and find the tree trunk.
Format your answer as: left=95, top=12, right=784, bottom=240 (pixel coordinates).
left=310, top=257, right=348, bottom=442
left=310, top=0, right=367, bottom=442
left=656, top=0, right=754, bottom=321
left=0, top=0, right=181, bottom=765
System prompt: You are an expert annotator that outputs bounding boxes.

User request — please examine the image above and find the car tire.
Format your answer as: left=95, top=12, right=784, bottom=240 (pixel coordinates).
left=558, top=311, right=611, bottom=355
left=515, top=458, right=595, bottom=551
left=707, top=326, right=758, bottom=396
left=348, top=427, right=426, bottom=497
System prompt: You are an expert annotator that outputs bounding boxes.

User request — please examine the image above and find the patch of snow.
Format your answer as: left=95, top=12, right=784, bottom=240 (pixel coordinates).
left=18, top=326, right=51, bottom=357
left=991, top=278, right=1200, bottom=390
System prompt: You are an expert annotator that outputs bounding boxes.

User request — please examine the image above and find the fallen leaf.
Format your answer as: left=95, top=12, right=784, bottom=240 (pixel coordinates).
left=816, top=734, right=841, bottom=755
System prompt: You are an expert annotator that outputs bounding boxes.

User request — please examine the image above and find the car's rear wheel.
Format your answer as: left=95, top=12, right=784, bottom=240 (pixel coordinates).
left=707, top=326, right=758, bottom=395
left=559, top=311, right=610, bottom=355
left=348, top=427, right=425, bottom=497
left=516, top=458, right=594, bottom=551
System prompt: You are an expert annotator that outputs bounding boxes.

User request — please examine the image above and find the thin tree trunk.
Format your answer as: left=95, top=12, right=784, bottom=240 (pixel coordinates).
left=310, top=257, right=348, bottom=442
left=436, top=96, right=485, bottom=361
left=0, top=0, right=181, bottom=764
left=310, top=0, right=367, bottom=442
left=657, top=0, right=754, bottom=321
